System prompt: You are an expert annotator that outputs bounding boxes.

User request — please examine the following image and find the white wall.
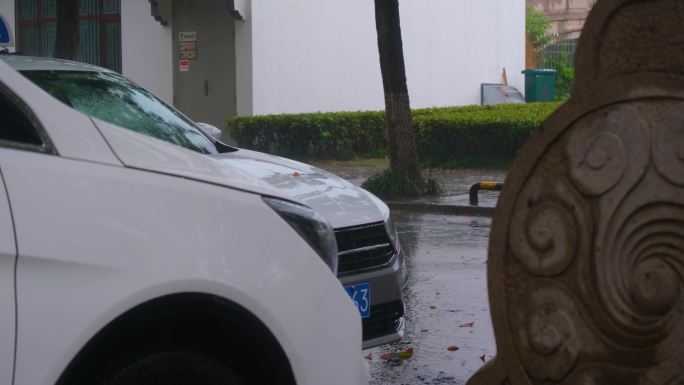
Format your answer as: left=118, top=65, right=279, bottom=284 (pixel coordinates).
left=121, top=0, right=173, bottom=104
left=401, top=0, right=525, bottom=107
left=251, top=0, right=384, bottom=115
left=250, top=0, right=524, bottom=115
left=498, top=0, right=525, bottom=95
left=0, top=0, right=16, bottom=52
left=235, top=0, right=253, bottom=116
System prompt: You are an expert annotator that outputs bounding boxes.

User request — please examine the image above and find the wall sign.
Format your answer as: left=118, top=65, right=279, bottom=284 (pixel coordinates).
left=178, top=31, right=197, bottom=60
left=179, top=59, right=189, bottom=72
left=179, top=41, right=196, bottom=51
left=179, top=50, right=197, bottom=60
left=178, top=31, right=197, bottom=42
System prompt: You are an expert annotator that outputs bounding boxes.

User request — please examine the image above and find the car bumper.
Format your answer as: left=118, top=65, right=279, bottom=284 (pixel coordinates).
left=338, top=248, right=407, bottom=349
left=298, top=279, right=370, bottom=385
left=362, top=312, right=405, bottom=350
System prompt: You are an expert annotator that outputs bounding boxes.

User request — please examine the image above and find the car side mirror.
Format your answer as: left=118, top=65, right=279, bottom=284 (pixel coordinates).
left=196, top=122, right=222, bottom=141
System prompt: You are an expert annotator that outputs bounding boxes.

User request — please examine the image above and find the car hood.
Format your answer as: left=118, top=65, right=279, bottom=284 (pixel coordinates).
left=95, top=119, right=387, bottom=228
left=210, top=149, right=389, bottom=227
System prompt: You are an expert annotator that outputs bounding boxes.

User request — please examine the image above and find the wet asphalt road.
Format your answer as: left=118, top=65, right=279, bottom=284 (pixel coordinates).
left=365, top=210, right=496, bottom=385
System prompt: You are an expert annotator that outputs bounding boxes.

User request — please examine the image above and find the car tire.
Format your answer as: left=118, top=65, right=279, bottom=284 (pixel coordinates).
left=99, top=350, right=245, bottom=385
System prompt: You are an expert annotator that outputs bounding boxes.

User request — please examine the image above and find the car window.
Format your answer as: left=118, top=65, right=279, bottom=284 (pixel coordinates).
left=0, top=85, right=53, bottom=153
left=20, top=70, right=218, bottom=155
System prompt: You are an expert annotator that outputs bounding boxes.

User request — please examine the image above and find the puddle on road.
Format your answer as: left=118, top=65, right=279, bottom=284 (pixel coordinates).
left=367, top=211, right=496, bottom=385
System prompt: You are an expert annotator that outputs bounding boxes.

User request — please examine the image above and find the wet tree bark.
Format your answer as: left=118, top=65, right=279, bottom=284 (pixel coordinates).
left=374, top=0, right=422, bottom=186
left=54, top=0, right=79, bottom=60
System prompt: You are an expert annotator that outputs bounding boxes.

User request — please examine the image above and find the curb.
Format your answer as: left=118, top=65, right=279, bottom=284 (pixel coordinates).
left=385, top=202, right=495, bottom=217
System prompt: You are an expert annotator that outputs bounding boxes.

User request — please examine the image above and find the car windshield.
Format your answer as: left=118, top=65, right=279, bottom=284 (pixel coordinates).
left=20, top=70, right=218, bottom=155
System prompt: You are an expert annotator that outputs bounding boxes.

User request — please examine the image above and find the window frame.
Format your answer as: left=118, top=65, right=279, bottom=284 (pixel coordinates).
left=0, top=81, right=57, bottom=155
left=16, top=0, right=122, bottom=73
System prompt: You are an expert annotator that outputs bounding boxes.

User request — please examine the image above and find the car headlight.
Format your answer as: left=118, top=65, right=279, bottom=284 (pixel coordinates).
left=385, top=214, right=400, bottom=251
left=263, top=197, right=338, bottom=274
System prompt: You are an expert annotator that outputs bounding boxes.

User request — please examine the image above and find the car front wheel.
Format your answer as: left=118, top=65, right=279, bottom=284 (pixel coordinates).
left=100, top=350, right=245, bottom=385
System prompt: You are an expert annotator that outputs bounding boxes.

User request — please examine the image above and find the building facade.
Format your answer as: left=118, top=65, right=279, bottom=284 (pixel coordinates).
left=526, top=0, right=596, bottom=69
left=2, top=0, right=525, bottom=129
left=527, top=0, right=596, bottom=40
left=14, top=0, right=122, bottom=72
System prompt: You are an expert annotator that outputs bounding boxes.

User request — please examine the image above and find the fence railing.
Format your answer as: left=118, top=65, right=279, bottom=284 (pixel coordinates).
left=536, top=37, right=579, bottom=69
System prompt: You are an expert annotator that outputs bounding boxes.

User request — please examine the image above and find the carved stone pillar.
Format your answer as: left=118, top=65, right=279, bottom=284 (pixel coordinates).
left=468, top=0, right=684, bottom=384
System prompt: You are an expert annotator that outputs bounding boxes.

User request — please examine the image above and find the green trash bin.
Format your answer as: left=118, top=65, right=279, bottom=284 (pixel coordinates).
left=521, top=69, right=557, bottom=102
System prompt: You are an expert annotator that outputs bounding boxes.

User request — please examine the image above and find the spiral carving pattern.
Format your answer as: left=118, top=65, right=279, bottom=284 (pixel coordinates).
left=498, top=101, right=684, bottom=384
left=511, top=284, right=581, bottom=381
left=509, top=177, right=589, bottom=277
left=467, top=1, right=684, bottom=383
left=510, top=202, right=577, bottom=276
left=653, top=107, right=684, bottom=186
left=595, top=203, right=684, bottom=347
left=566, top=105, right=648, bottom=196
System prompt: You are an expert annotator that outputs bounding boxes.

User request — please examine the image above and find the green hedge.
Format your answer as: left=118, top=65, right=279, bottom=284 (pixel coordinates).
left=228, top=110, right=386, bottom=161
left=227, top=102, right=561, bottom=167
left=414, top=103, right=560, bottom=167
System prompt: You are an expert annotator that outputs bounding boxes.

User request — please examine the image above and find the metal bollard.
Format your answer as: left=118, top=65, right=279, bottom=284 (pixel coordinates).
left=469, top=181, right=504, bottom=206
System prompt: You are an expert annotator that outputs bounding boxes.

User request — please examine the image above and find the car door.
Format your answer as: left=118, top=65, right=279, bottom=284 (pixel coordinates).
left=0, top=172, right=14, bottom=385
left=0, top=169, right=17, bottom=385
left=0, top=171, right=14, bottom=385
left=0, top=83, right=26, bottom=385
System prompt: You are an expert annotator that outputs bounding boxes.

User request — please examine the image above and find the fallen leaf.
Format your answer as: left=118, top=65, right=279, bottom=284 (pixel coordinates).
left=381, top=353, right=392, bottom=361
left=460, top=321, right=475, bottom=328
left=365, top=352, right=372, bottom=360
left=447, top=345, right=460, bottom=352
left=479, top=354, right=486, bottom=362
left=398, top=347, right=414, bottom=359
left=430, top=305, right=437, bottom=309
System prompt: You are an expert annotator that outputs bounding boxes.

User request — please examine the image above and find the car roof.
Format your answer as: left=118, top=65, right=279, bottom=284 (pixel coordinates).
left=0, top=54, right=114, bottom=73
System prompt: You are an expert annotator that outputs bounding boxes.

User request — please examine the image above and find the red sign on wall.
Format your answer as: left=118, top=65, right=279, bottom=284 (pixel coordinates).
left=179, top=59, right=189, bottom=72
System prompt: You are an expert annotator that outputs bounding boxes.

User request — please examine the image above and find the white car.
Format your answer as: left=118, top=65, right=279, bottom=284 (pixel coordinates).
left=0, top=57, right=370, bottom=384
left=3, top=55, right=408, bottom=351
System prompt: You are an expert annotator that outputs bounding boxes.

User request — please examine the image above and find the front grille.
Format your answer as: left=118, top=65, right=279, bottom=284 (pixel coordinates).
left=362, top=301, right=404, bottom=341
left=335, top=222, right=395, bottom=275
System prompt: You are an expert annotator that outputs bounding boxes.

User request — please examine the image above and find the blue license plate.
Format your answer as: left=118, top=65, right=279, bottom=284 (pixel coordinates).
left=344, top=282, right=371, bottom=318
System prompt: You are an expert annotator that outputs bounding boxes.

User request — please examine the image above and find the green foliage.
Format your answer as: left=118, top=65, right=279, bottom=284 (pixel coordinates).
left=526, top=7, right=552, bottom=50
left=552, top=54, right=575, bottom=101
left=228, top=110, right=385, bottom=161
left=228, top=102, right=562, bottom=168
left=361, top=169, right=443, bottom=199
left=413, top=103, right=560, bottom=167
left=525, top=6, right=575, bottom=101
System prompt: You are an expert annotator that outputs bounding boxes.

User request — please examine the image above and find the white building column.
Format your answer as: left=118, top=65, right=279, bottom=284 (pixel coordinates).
left=120, top=0, right=173, bottom=104
left=235, top=0, right=253, bottom=116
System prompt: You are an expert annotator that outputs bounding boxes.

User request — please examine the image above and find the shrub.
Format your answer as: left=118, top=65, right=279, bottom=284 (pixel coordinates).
left=228, top=111, right=385, bottom=160
left=553, top=53, right=575, bottom=101
left=361, top=169, right=443, bottom=199
left=227, top=102, right=561, bottom=168
left=414, top=103, right=560, bottom=167
left=526, top=7, right=552, bottom=57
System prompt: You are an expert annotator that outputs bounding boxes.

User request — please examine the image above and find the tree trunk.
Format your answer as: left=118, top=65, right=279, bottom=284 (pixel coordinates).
left=54, top=0, right=79, bottom=60
left=374, top=0, right=422, bottom=184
